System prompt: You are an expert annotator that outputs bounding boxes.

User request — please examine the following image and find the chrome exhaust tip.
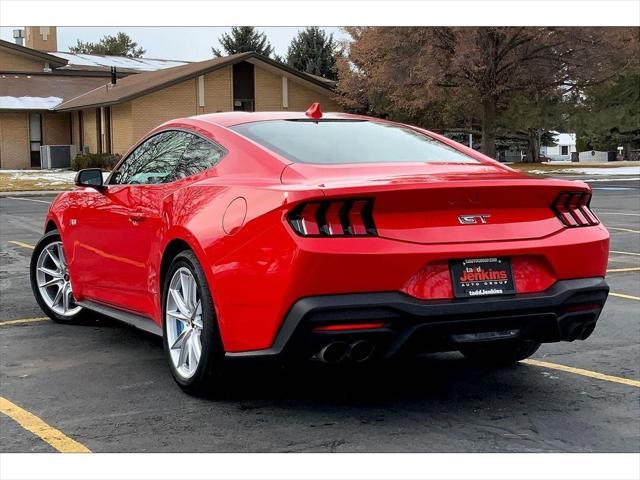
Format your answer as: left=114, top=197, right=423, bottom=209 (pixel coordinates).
left=318, top=342, right=349, bottom=364
left=348, top=340, right=375, bottom=363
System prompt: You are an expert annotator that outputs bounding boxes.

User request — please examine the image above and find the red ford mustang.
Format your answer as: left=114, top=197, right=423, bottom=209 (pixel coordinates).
left=30, top=105, right=610, bottom=394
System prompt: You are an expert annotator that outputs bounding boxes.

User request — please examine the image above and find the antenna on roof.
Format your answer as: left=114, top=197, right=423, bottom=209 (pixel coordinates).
left=305, top=102, right=322, bottom=119
left=110, top=66, right=117, bottom=85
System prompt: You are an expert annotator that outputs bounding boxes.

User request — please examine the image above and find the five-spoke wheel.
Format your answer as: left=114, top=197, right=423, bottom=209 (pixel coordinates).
left=162, top=250, right=223, bottom=394
left=30, top=230, right=85, bottom=323
left=166, top=267, right=204, bottom=379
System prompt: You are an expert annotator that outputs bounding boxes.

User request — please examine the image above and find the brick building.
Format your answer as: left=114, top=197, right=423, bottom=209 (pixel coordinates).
left=0, top=27, right=341, bottom=169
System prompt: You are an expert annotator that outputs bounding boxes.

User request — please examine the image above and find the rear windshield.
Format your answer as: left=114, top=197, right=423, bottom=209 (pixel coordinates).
left=230, top=120, right=478, bottom=164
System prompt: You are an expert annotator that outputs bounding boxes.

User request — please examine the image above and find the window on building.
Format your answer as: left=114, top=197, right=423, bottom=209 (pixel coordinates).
left=561, top=145, right=569, bottom=156
left=29, top=113, right=42, bottom=168
left=233, top=62, right=255, bottom=112
left=95, top=108, right=102, bottom=154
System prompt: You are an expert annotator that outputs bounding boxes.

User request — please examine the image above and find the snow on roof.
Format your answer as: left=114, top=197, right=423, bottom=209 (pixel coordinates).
left=551, top=132, right=576, bottom=146
left=0, top=96, right=62, bottom=110
left=49, top=52, right=188, bottom=72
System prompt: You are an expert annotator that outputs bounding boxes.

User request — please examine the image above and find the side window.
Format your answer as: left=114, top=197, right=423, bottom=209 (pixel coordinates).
left=170, top=134, right=226, bottom=181
left=110, top=130, right=192, bottom=185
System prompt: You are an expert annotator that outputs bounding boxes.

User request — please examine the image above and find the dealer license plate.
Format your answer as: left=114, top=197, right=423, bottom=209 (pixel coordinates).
left=450, top=257, right=516, bottom=298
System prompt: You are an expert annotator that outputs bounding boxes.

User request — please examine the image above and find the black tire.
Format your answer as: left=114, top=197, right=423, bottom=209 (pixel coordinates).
left=30, top=230, right=88, bottom=324
left=460, top=340, right=540, bottom=366
left=162, top=250, right=224, bottom=395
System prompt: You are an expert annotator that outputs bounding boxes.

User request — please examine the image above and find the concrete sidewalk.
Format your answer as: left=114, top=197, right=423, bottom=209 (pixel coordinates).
left=0, top=190, right=65, bottom=198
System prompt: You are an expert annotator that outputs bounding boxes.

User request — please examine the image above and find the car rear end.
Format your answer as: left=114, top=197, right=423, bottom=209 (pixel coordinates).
left=227, top=115, right=610, bottom=364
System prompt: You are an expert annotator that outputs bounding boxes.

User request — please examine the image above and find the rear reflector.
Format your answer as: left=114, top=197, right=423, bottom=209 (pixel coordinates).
left=313, top=322, right=385, bottom=332
left=564, top=303, right=603, bottom=313
left=552, top=192, right=600, bottom=228
left=288, top=199, right=377, bottom=237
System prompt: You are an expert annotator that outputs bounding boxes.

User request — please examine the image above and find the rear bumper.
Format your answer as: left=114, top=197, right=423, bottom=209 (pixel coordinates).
left=225, top=277, right=609, bottom=360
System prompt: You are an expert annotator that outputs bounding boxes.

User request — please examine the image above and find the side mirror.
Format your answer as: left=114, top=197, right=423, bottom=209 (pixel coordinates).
left=75, top=168, right=105, bottom=191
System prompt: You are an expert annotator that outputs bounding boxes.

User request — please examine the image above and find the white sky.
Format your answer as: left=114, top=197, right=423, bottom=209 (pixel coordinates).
left=0, top=27, right=349, bottom=61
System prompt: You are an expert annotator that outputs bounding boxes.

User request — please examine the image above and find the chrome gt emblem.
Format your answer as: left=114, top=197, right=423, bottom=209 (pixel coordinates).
left=458, top=214, right=491, bottom=225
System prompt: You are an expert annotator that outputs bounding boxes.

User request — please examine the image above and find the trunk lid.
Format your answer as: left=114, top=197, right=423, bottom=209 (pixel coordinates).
left=282, top=163, right=588, bottom=244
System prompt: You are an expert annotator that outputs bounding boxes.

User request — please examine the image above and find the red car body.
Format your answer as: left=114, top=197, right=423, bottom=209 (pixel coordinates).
left=42, top=110, right=610, bottom=360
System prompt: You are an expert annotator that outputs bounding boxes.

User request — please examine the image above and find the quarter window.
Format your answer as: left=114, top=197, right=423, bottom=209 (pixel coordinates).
left=171, top=135, right=226, bottom=181
left=110, top=131, right=193, bottom=185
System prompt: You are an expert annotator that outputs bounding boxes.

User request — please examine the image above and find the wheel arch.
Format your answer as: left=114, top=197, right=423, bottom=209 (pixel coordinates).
left=160, top=238, right=194, bottom=291
left=158, top=231, right=212, bottom=299
left=44, top=217, right=60, bottom=233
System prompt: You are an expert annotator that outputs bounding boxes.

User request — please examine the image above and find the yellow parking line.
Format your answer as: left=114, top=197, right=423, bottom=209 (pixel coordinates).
left=0, top=317, right=49, bottom=326
left=610, top=250, right=640, bottom=256
left=8, top=240, right=35, bottom=250
left=610, top=292, right=640, bottom=301
left=522, top=359, right=640, bottom=388
left=609, top=227, right=640, bottom=234
left=606, top=267, right=640, bottom=273
left=0, top=397, right=91, bottom=453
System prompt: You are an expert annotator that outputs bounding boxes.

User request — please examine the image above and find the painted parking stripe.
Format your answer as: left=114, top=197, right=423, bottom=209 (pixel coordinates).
left=597, top=211, right=640, bottom=217
left=0, top=317, right=49, bottom=326
left=8, top=240, right=35, bottom=250
left=4, top=196, right=52, bottom=204
left=608, top=227, right=640, bottom=234
left=606, top=267, right=640, bottom=273
left=609, top=292, right=640, bottom=301
left=522, top=359, right=640, bottom=388
left=0, top=397, right=91, bottom=453
left=610, top=250, right=640, bottom=257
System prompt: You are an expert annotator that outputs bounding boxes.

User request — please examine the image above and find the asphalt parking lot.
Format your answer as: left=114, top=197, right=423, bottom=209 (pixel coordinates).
left=1, top=176, right=638, bottom=453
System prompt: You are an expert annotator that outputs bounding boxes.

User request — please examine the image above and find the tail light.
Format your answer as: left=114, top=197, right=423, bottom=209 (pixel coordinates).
left=552, top=192, right=600, bottom=227
left=288, top=199, right=377, bottom=237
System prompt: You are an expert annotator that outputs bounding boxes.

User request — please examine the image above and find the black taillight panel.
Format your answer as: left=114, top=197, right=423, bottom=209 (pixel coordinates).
left=288, top=198, right=377, bottom=237
left=552, top=191, right=600, bottom=228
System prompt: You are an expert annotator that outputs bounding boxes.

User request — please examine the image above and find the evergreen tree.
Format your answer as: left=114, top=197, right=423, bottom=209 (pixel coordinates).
left=69, top=32, right=145, bottom=58
left=286, top=27, right=337, bottom=80
left=572, top=72, right=640, bottom=158
left=212, top=27, right=273, bottom=57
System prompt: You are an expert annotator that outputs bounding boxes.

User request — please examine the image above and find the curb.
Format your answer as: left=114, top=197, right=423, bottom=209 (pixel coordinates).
left=0, top=190, right=68, bottom=198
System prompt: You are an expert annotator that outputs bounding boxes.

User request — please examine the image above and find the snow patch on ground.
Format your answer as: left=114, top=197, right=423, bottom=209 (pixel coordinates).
left=567, top=167, right=640, bottom=175
left=0, top=169, right=77, bottom=186
left=527, top=166, right=640, bottom=176
left=0, top=169, right=110, bottom=187
left=0, top=96, right=63, bottom=110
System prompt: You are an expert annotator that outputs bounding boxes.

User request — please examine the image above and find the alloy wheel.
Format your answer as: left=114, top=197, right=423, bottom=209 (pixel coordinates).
left=35, top=241, right=82, bottom=317
left=166, top=267, right=203, bottom=380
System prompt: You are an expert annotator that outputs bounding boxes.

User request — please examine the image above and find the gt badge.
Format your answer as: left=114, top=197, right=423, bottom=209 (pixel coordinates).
left=458, top=214, right=490, bottom=225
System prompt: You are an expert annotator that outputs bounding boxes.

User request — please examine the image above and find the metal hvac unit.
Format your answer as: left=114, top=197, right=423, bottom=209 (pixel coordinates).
left=40, top=145, right=78, bottom=169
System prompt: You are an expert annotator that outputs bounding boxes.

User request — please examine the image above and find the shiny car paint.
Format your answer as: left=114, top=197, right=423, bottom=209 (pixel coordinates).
left=44, top=111, right=609, bottom=353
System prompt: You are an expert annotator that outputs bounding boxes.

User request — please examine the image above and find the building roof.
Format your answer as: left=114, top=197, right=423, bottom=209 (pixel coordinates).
left=0, top=39, right=68, bottom=68
left=552, top=132, right=576, bottom=146
left=194, top=111, right=356, bottom=128
left=49, top=51, right=189, bottom=73
left=0, top=73, right=110, bottom=111
left=55, top=52, right=336, bottom=111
